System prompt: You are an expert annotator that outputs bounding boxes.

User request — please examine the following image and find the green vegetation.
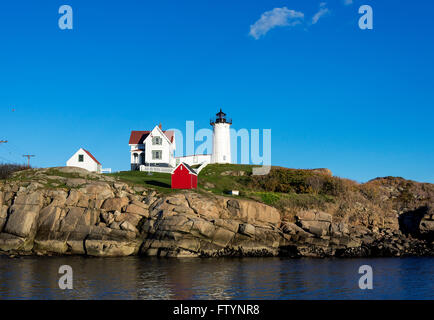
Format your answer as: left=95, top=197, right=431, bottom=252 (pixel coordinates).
left=197, top=163, right=259, bottom=195
left=106, top=164, right=347, bottom=209
left=239, top=190, right=334, bottom=211
left=107, top=171, right=174, bottom=194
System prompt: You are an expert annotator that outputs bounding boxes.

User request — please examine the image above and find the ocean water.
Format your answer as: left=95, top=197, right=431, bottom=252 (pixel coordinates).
left=0, top=256, right=432, bottom=300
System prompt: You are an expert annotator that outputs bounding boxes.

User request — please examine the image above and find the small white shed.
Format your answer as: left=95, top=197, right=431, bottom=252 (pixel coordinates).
left=66, top=148, right=102, bottom=173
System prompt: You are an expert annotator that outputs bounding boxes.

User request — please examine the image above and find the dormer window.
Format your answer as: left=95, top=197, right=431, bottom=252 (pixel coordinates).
left=152, top=136, right=162, bottom=145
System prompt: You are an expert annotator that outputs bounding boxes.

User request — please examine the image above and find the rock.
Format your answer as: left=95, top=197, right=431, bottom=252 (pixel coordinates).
left=167, top=197, right=183, bottom=206
left=315, top=211, right=332, bottom=222
left=84, top=239, right=140, bottom=257
left=0, top=167, right=433, bottom=259
left=338, top=222, right=349, bottom=234
left=298, top=221, right=331, bottom=237
left=184, top=194, right=220, bottom=218
left=0, top=205, right=8, bottom=231
left=420, top=220, right=434, bottom=235
left=172, top=205, right=195, bottom=215
left=59, top=207, right=85, bottom=232
left=34, top=240, right=68, bottom=254
left=80, top=183, right=114, bottom=200
left=65, top=190, right=82, bottom=206
left=296, top=210, right=332, bottom=223
left=224, top=198, right=281, bottom=226
left=109, top=222, right=121, bottom=230
left=296, top=211, right=316, bottom=221
left=226, top=200, right=240, bottom=216
left=120, top=221, right=138, bottom=233
left=125, top=203, right=149, bottom=216
left=191, top=219, right=216, bottom=238
left=101, top=197, right=129, bottom=212
left=4, top=205, right=40, bottom=238
left=0, top=233, right=26, bottom=251
left=212, top=227, right=235, bottom=247
left=238, top=223, right=255, bottom=237
left=113, top=211, right=124, bottom=222
left=213, top=218, right=239, bottom=233
left=281, top=222, right=313, bottom=238
left=65, top=178, right=87, bottom=188
left=47, top=190, right=68, bottom=206
left=38, top=206, right=63, bottom=231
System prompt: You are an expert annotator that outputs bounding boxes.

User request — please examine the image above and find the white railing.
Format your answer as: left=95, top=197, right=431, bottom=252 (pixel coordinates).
left=139, top=165, right=173, bottom=174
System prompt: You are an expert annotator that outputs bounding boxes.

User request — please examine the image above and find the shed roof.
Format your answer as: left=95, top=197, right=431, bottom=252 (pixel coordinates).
left=82, top=149, right=101, bottom=165
left=173, top=162, right=197, bottom=175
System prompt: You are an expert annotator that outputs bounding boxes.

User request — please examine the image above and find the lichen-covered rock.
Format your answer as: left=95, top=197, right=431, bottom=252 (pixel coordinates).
left=0, top=167, right=432, bottom=258
left=85, top=239, right=140, bottom=257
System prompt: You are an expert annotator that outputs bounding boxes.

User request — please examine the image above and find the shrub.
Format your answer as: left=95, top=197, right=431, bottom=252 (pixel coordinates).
left=260, top=192, right=280, bottom=205
left=0, top=164, right=29, bottom=180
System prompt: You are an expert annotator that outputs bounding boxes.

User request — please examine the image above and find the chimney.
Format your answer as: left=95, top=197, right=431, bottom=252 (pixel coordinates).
left=159, top=123, right=162, bottom=130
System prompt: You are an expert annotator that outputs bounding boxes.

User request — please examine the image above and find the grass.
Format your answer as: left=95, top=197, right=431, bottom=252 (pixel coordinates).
left=105, top=164, right=342, bottom=209
left=107, top=171, right=175, bottom=194
left=198, top=163, right=261, bottom=194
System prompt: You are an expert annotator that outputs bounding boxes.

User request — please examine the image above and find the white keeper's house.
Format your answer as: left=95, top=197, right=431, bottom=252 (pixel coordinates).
left=66, top=148, right=102, bottom=173
left=129, top=109, right=232, bottom=173
left=129, top=124, right=176, bottom=171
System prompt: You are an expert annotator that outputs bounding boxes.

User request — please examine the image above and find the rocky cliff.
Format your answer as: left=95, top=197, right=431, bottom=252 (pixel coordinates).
left=0, top=167, right=432, bottom=257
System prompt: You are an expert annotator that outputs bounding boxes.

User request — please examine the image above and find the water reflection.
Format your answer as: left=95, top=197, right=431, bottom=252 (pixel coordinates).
left=0, top=256, right=432, bottom=300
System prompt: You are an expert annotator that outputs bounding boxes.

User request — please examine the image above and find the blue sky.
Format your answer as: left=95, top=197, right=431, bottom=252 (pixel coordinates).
left=0, top=0, right=433, bottom=183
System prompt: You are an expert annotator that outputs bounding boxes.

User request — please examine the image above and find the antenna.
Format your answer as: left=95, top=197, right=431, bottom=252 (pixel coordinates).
left=23, top=154, right=35, bottom=167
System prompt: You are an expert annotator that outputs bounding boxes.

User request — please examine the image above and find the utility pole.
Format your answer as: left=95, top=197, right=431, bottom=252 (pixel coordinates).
left=23, top=155, right=35, bottom=167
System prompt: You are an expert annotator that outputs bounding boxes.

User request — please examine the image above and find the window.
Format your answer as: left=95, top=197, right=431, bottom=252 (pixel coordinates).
left=152, top=150, right=162, bottom=160
left=152, top=136, right=162, bottom=145
left=78, top=154, right=84, bottom=162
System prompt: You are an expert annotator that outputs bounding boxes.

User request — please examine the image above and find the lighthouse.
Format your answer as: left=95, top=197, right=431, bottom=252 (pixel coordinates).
left=211, top=109, right=232, bottom=164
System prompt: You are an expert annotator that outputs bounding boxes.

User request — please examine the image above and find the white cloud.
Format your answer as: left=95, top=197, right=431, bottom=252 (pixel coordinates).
left=249, top=7, right=304, bottom=40
left=311, top=2, right=330, bottom=25
left=343, top=0, right=353, bottom=5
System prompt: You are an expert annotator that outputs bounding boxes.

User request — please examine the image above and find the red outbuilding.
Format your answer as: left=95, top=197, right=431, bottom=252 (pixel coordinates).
left=171, top=162, right=198, bottom=189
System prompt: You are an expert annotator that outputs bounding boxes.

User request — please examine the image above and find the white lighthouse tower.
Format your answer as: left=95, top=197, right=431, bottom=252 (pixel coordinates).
left=211, top=109, right=232, bottom=164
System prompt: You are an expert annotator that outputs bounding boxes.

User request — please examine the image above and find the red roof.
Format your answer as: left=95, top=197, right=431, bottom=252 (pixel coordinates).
left=129, top=130, right=174, bottom=144
left=83, top=149, right=101, bottom=165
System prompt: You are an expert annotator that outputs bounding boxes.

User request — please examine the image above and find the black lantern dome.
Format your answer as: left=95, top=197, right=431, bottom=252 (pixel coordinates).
left=210, top=108, right=232, bottom=125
